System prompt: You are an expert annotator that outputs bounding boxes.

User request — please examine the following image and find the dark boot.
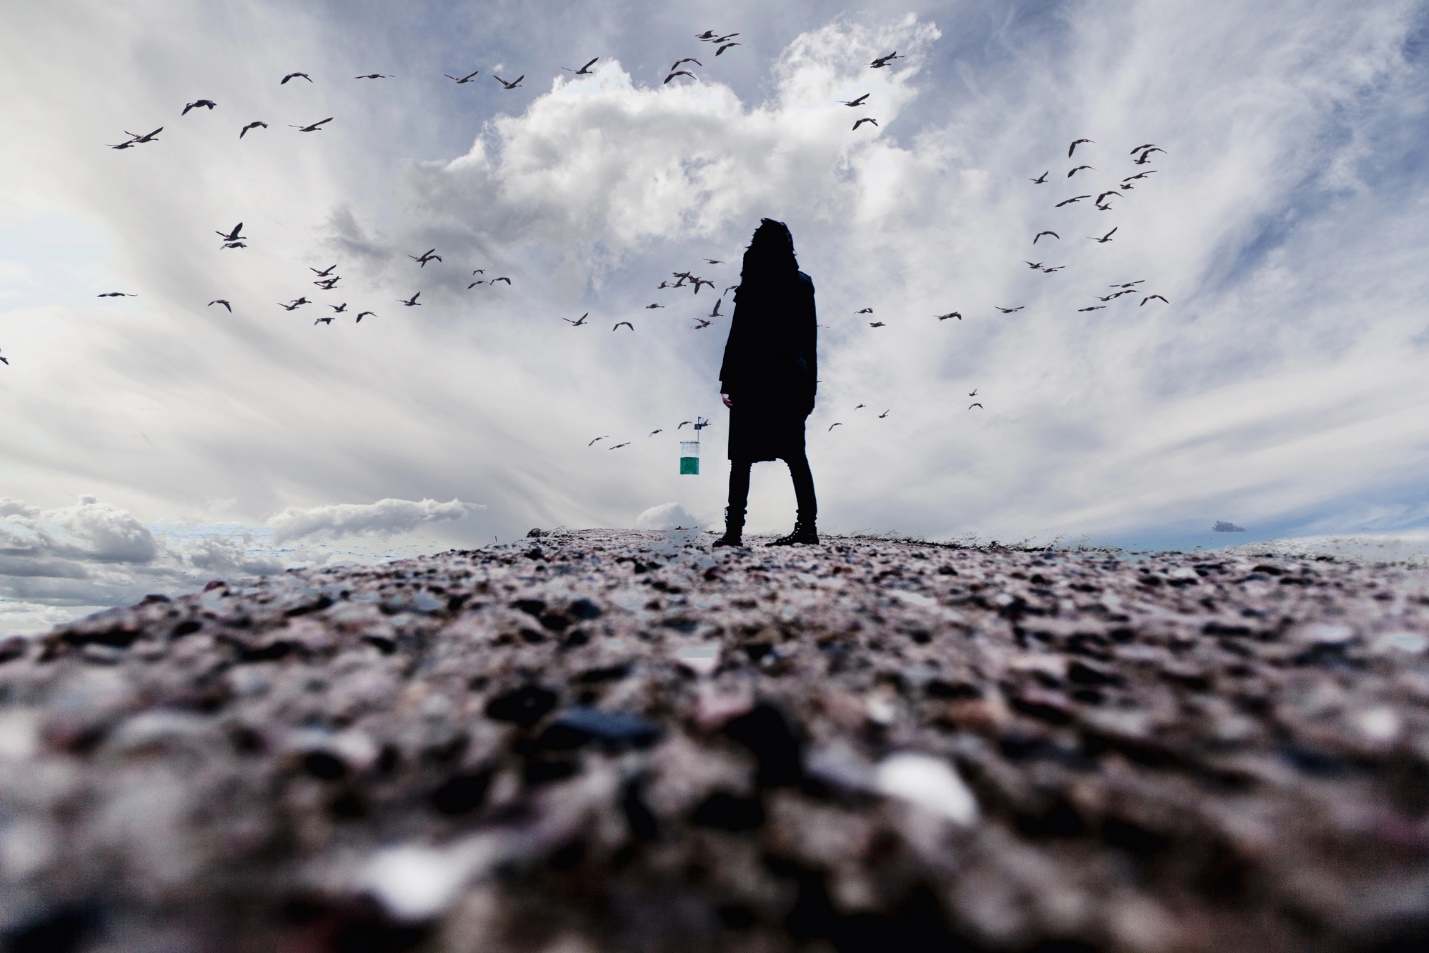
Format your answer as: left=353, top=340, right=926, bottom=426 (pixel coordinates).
left=713, top=506, right=745, bottom=548
left=770, top=518, right=818, bottom=546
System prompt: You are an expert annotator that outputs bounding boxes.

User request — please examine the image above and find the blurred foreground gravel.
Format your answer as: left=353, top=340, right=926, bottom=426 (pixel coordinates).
left=2, top=529, right=1428, bottom=953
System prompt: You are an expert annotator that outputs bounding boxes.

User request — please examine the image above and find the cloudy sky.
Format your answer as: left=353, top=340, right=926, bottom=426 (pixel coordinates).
left=3, top=0, right=1429, bottom=632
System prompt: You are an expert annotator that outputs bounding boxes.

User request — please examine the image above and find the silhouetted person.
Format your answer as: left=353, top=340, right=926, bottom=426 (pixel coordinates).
left=714, top=218, right=819, bottom=547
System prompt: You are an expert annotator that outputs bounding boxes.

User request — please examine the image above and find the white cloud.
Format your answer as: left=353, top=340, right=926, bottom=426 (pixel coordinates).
left=268, top=498, right=486, bottom=543
left=634, top=502, right=702, bottom=530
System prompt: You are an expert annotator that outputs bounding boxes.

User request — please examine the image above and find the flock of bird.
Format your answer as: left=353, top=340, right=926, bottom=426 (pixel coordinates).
left=16, top=30, right=1172, bottom=477
left=826, top=137, right=1170, bottom=423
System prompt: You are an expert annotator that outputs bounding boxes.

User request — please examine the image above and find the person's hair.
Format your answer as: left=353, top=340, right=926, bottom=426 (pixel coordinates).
left=739, top=218, right=799, bottom=289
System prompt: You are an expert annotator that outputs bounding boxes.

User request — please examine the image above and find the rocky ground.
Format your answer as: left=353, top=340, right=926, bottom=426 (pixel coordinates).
left=2, top=528, right=1428, bottom=953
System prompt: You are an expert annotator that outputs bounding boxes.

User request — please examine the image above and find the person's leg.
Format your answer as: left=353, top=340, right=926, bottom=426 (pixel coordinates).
left=786, top=452, right=816, bottom=525
left=715, top=458, right=752, bottom=546
left=771, top=452, right=818, bottom=545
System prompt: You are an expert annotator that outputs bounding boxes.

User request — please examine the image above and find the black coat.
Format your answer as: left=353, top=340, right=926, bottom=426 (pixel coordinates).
left=718, top=270, right=817, bottom=462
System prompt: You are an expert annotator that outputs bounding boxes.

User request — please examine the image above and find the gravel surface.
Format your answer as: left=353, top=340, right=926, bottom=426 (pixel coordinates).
left=2, top=528, right=1428, bottom=953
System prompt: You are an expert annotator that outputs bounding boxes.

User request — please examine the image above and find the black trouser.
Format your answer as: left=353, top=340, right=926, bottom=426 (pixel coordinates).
left=727, top=454, right=817, bottom=526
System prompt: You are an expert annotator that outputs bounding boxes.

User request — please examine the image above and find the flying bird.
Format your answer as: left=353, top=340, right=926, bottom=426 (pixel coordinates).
left=107, top=139, right=137, bottom=149
left=713, top=33, right=739, bottom=43
left=1134, top=146, right=1166, bottom=158
left=678, top=421, right=693, bottom=429
left=310, top=265, right=337, bottom=277
left=281, top=72, right=312, bottom=85
left=207, top=299, right=232, bottom=312
left=409, top=248, right=441, bottom=267
left=878, top=410, right=889, bottom=418
left=1133, top=152, right=1157, bottom=165
left=1055, top=195, right=1091, bottom=207
left=691, top=278, right=714, bottom=294
left=124, top=127, right=163, bottom=143
left=181, top=99, right=217, bottom=115
left=870, top=52, right=901, bottom=68
left=969, top=403, right=983, bottom=410
left=1089, top=227, right=1117, bottom=243
left=97, top=292, right=137, bottom=297
left=588, top=436, right=608, bottom=446
left=489, top=276, right=511, bottom=285
left=399, top=292, right=421, bottom=306
left=1067, top=165, right=1094, bottom=177
left=355, top=74, right=392, bottom=79
left=828, top=422, right=843, bottom=431
left=1023, top=261, right=1044, bottom=270
left=277, top=301, right=302, bottom=311
left=852, top=117, right=878, bottom=131
left=841, top=93, right=870, bottom=107
left=868, top=321, right=885, bottom=327
left=1030, top=171, right=1049, bottom=184
left=494, top=74, right=524, bottom=89
left=221, top=241, right=246, bottom=249
left=1033, top=231, right=1059, bottom=243
left=703, top=258, right=722, bottom=264
left=564, top=313, right=590, bottom=326
left=969, top=389, right=977, bottom=396
left=708, top=298, right=723, bottom=317
left=613, top=321, right=634, bottom=331
left=290, top=117, right=333, bottom=132
left=671, top=58, right=702, bottom=71
left=329, top=302, right=348, bottom=313
left=649, top=429, right=662, bottom=436
left=444, top=70, right=481, bottom=83
left=239, top=121, right=268, bottom=138
left=289, top=296, right=310, bottom=306
left=564, top=58, right=599, bottom=74
left=663, top=70, right=696, bottom=84
left=1068, top=138, right=1094, bottom=156
left=646, top=303, right=665, bottom=309
left=1130, top=143, right=1159, bottom=154
left=1123, top=171, right=1157, bottom=181
left=215, top=222, right=244, bottom=242
left=467, top=280, right=485, bottom=289
left=1141, top=294, right=1169, bottom=306
left=355, top=311, right=375, bottom=323
left=995, top=306, right=1024, bottom=313
left=314, top=316, right=334, bottom=325
left=314, top=277, right=340, bottom=289
left=608, top=442, right=630, bottom=449
left=1111, top=280, right=1146, bottom=287
left=855, top=307, right=873, bottom=314
left=855, top=404, right=866, bottom=410
left=1077, top=306, right=1106, bottom=312
left=1041, top=265, right=1065, bottom=272
left=693, top=318, right=712, bottom=329
left=695, top=30, right=718, bottom=39
left=935, top=312, right=961, bottom=321
left=471, top=269, right=485, bottom=275
left=716, top=42, right=741, bottom=55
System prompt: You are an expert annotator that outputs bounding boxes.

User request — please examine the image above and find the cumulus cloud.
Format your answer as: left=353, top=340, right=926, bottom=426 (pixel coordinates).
left=268, top=498, right=486, bottom=543
left=634, top=502, right=702, bottom=531
left=0, top=494, right=486, bottom=636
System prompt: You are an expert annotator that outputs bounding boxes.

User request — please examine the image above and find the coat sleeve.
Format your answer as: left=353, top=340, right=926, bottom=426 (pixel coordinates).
left=795, top=274, right=817, bottom=413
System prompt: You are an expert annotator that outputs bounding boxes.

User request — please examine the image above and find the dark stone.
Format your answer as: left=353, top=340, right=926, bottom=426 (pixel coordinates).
left=171, top=619, right=202, bottom=638
left=568, top=597, right=603, bottom=620
left=690, top=791, right=765, bottom=831
left=283, top=595, right=333, bottom=617
left=722, top=702, right=804, bottom=788
left=537, top=706, right=662, bottom=751
left=574, top=663, right=631, bottom=684
left=620, top=777, right=661, bottom=841
left=484, top=684, right=559, bottom=728
left=510, top=598, right=547, bottom=617
left=523, top=757, right=579, bottom=786
left=431, top=771, right=492, bottom=815
left=303, top=751, right=348, bottom=781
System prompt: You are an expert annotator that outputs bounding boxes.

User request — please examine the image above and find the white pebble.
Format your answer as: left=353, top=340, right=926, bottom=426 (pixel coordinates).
left=874, top=752, right=979, bottom=826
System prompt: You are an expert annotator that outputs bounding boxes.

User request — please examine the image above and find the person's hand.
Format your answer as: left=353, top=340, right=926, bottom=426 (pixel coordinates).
left=721, top=393, right=733, bottom=409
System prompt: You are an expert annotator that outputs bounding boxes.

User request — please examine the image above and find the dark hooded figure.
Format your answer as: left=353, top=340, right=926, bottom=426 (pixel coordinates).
left=714, top=218, right=819, bottom=547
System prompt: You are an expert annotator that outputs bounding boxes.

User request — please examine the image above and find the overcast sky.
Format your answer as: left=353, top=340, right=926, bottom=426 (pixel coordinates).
left=3, top=0, right=1429, bottom=632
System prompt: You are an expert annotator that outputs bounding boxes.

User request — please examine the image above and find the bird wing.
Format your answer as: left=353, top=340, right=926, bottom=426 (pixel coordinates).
left=582, top=57, right=598, bottom=70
